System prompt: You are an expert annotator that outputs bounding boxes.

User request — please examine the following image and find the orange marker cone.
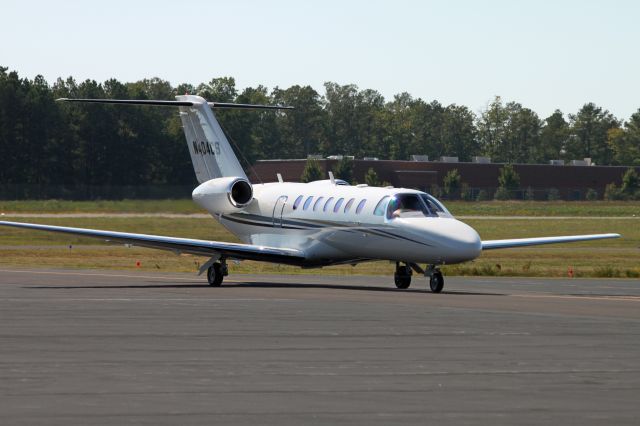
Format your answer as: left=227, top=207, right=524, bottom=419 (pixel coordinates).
left=568, top=266, right=574, bottom=278
left=136, top=261, right=141, bottom=268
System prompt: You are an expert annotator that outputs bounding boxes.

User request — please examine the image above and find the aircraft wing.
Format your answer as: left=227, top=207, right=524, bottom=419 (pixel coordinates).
left=0, top=221, right=306, bottom=265
left=481, top=233, right=620, bottom=250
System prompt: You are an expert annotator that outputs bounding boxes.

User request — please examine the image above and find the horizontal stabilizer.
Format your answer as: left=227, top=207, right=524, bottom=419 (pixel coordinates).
left=56, top=98, right=195, bottom=106
left=481, top=233, right=620, bottom=250
left=56, top=98, right=293, bottom=110
left=209, top=102, right=293, bottom=110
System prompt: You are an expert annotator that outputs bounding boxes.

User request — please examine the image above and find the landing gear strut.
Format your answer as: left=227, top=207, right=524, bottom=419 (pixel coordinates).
left=394, top=262, right=412, bottom=289
left=207, top=259, right=228, bottom=287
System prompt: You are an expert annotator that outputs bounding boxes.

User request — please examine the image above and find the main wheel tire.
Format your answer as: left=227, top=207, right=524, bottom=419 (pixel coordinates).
left=207, top=262, right=224, bottom=287
left=394, top=274, right=411, bottom=289
left=394, top=265, right=412, bottom=289
left=429, top=271, right=444, bottom=293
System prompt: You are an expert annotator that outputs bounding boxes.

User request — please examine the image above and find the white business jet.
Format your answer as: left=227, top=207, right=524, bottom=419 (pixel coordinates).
left=0, top=96, right=620, bottom=292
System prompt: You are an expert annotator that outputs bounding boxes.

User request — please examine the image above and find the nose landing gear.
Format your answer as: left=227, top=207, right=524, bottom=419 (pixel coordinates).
left=428, top=269, right=444, bottom=293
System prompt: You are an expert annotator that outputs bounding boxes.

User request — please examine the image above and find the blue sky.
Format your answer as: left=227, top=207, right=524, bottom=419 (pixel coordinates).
left=2, top=0, right=638, bottom=119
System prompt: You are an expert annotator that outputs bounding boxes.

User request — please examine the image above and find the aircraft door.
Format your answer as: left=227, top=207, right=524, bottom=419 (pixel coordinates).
left=272, top=196, right=288, bottom=228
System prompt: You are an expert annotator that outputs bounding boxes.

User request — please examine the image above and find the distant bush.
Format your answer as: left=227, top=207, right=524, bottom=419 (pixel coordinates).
left=621, top=168, right=640, bottom=199
left=494, top=187, right=511, bottom=200
left=430, top=184, right=442, bottom=198
left=604, top=183, right=624, bottom=200
left=364, top=167, right=380, bottom=187
left=498, top=164, right=520, bottom=191
left=547, top=188, right=560, bottom=201
left=494, top=164, right=520, bottom=200
left=443, top=169, right=461, bottom=199
left=585, top=188, right=598, bottom=201
left=524, top=186, right=535, bottom=201
left=604, top=168, right=640, bottom=200
left=460, top=183, right=473, bottom=201
left=332, top=157, right=353, bottom=183
left=476, top=190, right=489, bottom=201
left=300, top=159, right=324, bottom=183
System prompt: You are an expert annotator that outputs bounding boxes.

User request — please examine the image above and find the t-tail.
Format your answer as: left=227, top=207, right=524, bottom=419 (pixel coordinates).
left=56, top=96, right=292, bottom=213
left=176, top=95, right=247, bottom=182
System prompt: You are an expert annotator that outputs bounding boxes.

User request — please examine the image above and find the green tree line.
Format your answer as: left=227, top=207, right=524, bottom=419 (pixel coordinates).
left=1, top=66, right=639, bottom=189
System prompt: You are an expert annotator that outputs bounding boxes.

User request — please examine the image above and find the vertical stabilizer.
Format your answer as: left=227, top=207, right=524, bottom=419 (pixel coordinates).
left=176, top=95, right=247, bottom=182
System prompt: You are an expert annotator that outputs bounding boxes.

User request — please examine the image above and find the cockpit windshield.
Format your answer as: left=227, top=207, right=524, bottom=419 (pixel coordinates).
left=419, top=194, right=451, bottom=217
left=386, top=193, right=452, bottom=219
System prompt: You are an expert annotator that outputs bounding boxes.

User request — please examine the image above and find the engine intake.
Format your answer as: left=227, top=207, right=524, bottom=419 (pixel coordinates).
left=229, top=179, right=252, bottom=207
left=192, top=177, right=253, bottom=214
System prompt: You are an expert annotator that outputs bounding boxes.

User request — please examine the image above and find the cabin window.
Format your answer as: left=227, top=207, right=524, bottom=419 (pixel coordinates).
left=344, top=198, right=355, bottom=213
left=333, top=198, right=344, bottom=213
left=303, top=196, right=314, bottom=211
left=293, top=195, right=303, bottom=210
left=355, top=199, right=366, bottom=214
left=313, top=196, right=325, bottom=212
left=323, top=197, right=334, bottom=212
left=373, top=196, right=390, bottom=216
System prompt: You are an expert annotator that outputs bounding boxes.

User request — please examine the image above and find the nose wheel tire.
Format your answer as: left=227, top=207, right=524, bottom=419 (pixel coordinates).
left=207, top=262, right=224, bottom=287
left=394, top=264, right=412, bottom=289
left=429, top=271, right=444, bottom=293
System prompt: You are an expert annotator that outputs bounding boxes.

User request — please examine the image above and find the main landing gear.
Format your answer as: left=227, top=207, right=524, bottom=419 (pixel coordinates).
left=394, top=262, right=412, bottom=289
left=394, top=262, right=444, bottom=293
left=207, top=259, right=228, bottom=287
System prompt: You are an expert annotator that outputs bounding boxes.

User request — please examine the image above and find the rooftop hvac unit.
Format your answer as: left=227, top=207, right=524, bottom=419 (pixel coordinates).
left=569, top=159, right=588, bottom=166
left=411, top=155, right=429, bottom=162
left=307, top=154, right=323, bottom=160
left=472, top=156, right=491, bottom=164
left=439, top=156, right=459, bottom=163
left=549, top=160, right=565, bottom=166
left=326, top=155, right=355, bottom=160
left=363, top=157, right=379, bottom=161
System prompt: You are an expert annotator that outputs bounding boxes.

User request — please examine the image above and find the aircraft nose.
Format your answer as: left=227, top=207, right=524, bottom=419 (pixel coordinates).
left=429, top=219, right=481, bottom=262
left=454, top=220, right=482, bottom=260
left=396, top=217, right=482, bottom=263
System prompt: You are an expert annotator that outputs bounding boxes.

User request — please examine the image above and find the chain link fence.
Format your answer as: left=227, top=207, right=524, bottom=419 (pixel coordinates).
left=0, top=184, right=194, bottom=200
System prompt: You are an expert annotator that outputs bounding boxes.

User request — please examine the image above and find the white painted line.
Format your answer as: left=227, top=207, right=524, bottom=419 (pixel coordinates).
left=0, top=298, right=295, bottom=302
left=512, top=293, right=640, bottom=302
left=0, top=268, right=248, bottom=283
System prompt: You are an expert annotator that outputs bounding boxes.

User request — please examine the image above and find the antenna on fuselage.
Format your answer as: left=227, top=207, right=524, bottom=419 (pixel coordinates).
left=276, top=173, right=283, bottom=183
left=328, top=171, right=336, bottom=185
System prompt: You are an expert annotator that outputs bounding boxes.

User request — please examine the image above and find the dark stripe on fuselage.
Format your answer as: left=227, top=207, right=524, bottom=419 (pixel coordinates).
left=221, top=214, right=305, bottom=230
left=221, top=213, right=434, bottom=248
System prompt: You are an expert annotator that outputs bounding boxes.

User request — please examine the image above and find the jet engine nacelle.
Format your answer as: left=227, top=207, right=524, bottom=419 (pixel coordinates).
left=192, top=177, right=253, bottom=214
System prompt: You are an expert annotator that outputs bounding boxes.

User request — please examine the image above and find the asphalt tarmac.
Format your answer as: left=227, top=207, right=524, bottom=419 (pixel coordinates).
left=1, top=268, right=639, bottom=425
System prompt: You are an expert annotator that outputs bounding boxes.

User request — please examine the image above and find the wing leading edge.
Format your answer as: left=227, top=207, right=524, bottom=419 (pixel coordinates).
left=0, top=221, right=306, bottom=265
left=481, top=233, right=620, bottom=250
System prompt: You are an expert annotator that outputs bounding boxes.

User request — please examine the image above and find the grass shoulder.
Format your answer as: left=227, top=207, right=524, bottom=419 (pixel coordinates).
left=446, top=200, right=640, bottom=217
left=2, top=199, right=640, bottom=216
left=0, top=199, right=205, bottom=214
